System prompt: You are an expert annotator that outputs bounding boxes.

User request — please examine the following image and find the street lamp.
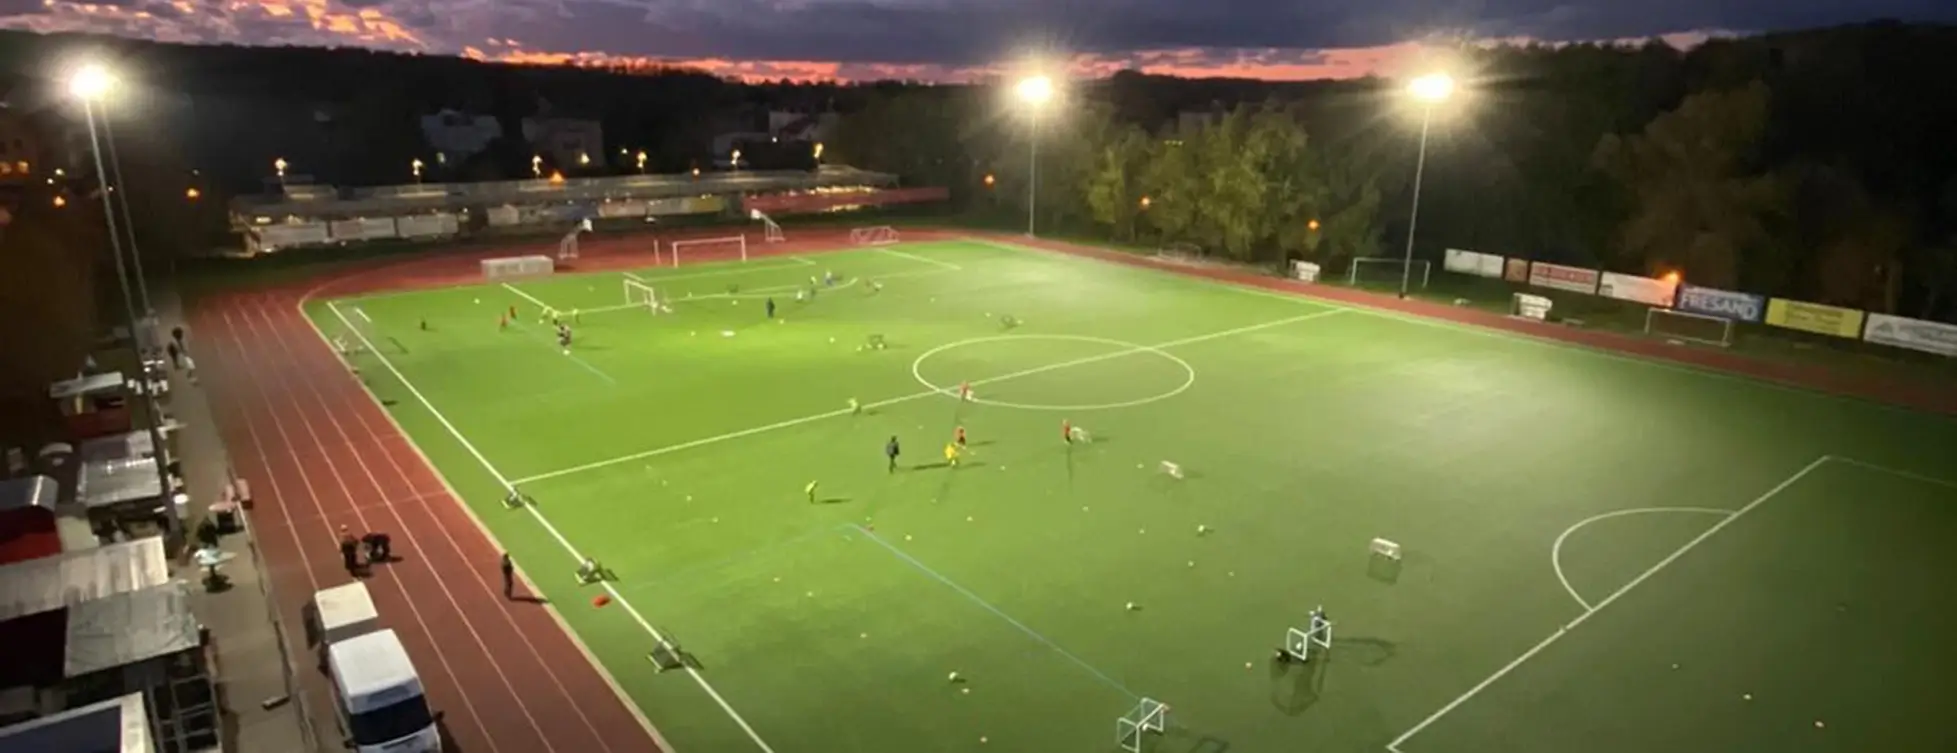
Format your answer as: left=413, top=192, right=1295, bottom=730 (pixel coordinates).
left=68, top=61, right=179, bottom=536
left=273, top=157, right=288, bottom=184
left=730, top=148, right=742, bottom=170
left=1014, top=75, right=1054, bottom=237
left=635, top=150, right=647, bottom=174
left=1398, top=72, right=1455, bottom=299
left=411, top=158, right=424, bottom=183
left=531, top=155, right=542, bottom=178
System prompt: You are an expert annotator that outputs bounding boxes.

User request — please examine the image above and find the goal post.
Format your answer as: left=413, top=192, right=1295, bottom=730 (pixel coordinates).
left=667, top=235, right=748, bottom=267
left=1115, top=698, right=1169, bottom=753
left=1645, top=307, right=1735, bottom=347
left=1283, top=606, right=1334, bottom=662
left=750, top=209, right=786, bottom=243
left=848, top=225, right=900, bottom=246
left=1347, top=257, right=1430, bottom=290
left=623, top=279, right=662, bottom=314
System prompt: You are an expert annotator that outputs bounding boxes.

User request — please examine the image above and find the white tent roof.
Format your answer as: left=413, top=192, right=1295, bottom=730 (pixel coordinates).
left=0, top=537, right=170, bottom=622
left=65, top=581, right=201, bottom=678
left=48, top=373, right=126, bottom=401
left=0, top=475, right=59, bottom=514
left=0, top=692, right=154, bottom=753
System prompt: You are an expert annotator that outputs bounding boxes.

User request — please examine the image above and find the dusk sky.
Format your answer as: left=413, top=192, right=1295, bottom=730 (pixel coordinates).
left=3, top=1, right=1955, bottom=82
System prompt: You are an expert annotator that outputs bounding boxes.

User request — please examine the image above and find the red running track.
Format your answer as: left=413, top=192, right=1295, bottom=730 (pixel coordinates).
left=192, top=227, right=944, bottom=753
left=194, top=291, right=666, bottom=753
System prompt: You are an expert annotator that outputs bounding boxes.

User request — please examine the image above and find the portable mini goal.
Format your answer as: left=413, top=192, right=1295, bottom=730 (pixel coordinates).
left=849, top=225, right=900, bottom=246
left=558, top=218, right=591, bottom=261
left=750, top=209, right=786, bottom=243
left=1116, top=698, right=1169, bottom=752
left=1284, top=606, right=1334, bottom=662
left=623, top=279, right=662, bottom=314
left=666, top=235, right=748, bottom=267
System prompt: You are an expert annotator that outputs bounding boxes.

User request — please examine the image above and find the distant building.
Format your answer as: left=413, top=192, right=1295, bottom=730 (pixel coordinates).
left=418, top=109, right=502, bottom=164
left=521, top=117, right=604, bottom=169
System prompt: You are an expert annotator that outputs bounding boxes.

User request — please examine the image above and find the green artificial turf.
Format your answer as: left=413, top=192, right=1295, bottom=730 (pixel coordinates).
left=310, top=238, right=1957, bottom=753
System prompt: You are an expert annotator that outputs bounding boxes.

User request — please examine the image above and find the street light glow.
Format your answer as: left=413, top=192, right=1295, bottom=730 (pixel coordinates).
left=1015, top=75, right=1054, bottom=106
left=69, top=64, right=114, bottom=100
left=1408, top=73, right=1456, bottom=103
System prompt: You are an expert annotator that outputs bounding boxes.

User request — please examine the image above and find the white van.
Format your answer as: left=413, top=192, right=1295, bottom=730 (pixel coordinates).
left=312, top=583, right=442, bottom=752
left=327, top=630, right=442, bottom=752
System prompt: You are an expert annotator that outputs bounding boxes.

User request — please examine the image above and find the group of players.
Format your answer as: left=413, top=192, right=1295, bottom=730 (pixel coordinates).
left=497, top=304, right=577, bottom=353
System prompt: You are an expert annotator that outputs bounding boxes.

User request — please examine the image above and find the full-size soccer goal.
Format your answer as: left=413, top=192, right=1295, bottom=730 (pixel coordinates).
left=1645, top=307, right=1735, bottom=347
left=622, top=279, right=664, bottom=314
left=1116, top=698, right=1169, bottom=752
left=1348, top=257, right=1430, bottom=290
left=849, top=225, right=900, bottom=246
left=662, top=235, right=749, bottom=267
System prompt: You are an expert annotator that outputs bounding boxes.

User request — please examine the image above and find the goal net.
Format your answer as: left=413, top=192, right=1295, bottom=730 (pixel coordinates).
left=558, top=218, right=592, bottom=261
left=623, top=279, right=663, bottom=314
left=750, top=209, right=785, bottom=243
left=1645, top=307, right=1735, bottom=347
left=1116, top=698, right=1168, bottom=753
left=482, top=255, right=554, bottom=280
left=1347, top=257, right=1430, bottom=289
left=666, top=236, right=748, bottom=268
left=849, top=226, right=900, bottom=246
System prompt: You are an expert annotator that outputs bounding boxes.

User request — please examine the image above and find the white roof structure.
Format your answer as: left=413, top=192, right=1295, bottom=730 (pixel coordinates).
left=0, top=692, right=153, bottom=753
left=0, top=537, right=171, bottom=622
left=0, top=475, right=59, bottom=514
left=76, top=457, right=167, bottom=510
left=64, top=582, right=201, bottom=679
left=78, top=431, right=156, bottom=464
left=48, top=373, right=126, bottom=401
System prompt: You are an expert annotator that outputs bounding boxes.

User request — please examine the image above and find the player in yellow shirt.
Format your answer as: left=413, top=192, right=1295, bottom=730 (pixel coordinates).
left=943, top=442, right=960, bottom=468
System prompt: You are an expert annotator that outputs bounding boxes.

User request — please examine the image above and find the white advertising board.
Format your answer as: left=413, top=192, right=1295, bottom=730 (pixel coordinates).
left=598, top=201, right=645, bottom=219
left=1444, top=249, right=1504, bottom=278
left=486, top=205, right=522, bottom=227
left=256, top=223, right=330, bottom=250
left=395, top=214, right=460, bottom=238
left=1863, top=313, right=1957, bottom=357
left=1598, top=272, right=1677, bottom=307
left=1528, top=262, right=1600, bottom=294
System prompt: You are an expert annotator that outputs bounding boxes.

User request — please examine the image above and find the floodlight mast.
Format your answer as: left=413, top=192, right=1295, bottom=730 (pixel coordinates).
left=1399, top=73, right=1455, bottom=299
left=70, top=62, right=180, bottom=536
left=1016, top=75, right=1053, bottom=237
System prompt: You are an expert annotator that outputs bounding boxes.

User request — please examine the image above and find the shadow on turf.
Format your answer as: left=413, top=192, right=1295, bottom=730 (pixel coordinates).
left=1160, top=728, right=1232, bottom=753
left=813, top=497, right=851, bottom=505
left=1366, top=556, right=1402, bottom=584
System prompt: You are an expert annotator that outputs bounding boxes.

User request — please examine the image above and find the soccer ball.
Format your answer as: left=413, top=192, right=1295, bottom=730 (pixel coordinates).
left=473, top=298, right=480, bottom=304
left=948, top=672, right=960, bottom=682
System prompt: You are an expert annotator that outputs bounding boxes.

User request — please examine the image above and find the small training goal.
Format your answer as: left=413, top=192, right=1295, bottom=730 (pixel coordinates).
left=623, top=279, right=665, bottom=314
left=849, top=225, right=900, bottom=246
left=1645, top=307, right=1735, bottom=347
left=1116, top=698, right=1169, bottom=753
left=750, top=209, right=786, bottom=243
left=482, top=255, right=554, bottom=280
left=558, top=218, right=592, bottom=261
left=1348, top=257, right=1430, bottom=290
left=662, top=235, right=749, bottom=268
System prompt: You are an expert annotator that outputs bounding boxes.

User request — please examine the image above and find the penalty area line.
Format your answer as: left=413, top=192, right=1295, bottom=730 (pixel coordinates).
left=325, top=300, right=779, bottom=753
left=1385, top=455, right=1833, bottom=753
left=873, top=246, right=962, bottom=271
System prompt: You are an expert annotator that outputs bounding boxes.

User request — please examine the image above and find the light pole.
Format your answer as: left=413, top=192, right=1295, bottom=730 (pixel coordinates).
left=273, top=157, right=288, bottom=186
left=71, top=63, right=179, bottom=536
left=1399, top=73, right=1454, bottom=299
left=1014, top=75, right=1054, bottom=237
left=98, top=110, right=152, bottom=316
left=411, top=158, right=424, bottom=183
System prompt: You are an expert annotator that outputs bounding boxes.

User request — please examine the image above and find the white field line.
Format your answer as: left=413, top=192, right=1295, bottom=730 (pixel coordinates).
left=1385, top=455, right=1834, bottom=753
left=492, top=284, right=616, bottom=385
left=873, top=246, right=962, bottom=271
left=500, top=282, right=556, bottom=312
left=623, top=257, right=814, bottom=286
left=326, top=301, right=778, bottom=753
left=966, top=238, right=1948, bottom=418
left=1827, top=456, right=1957, bottom=489
left=510, top=307, right=1346, bottom=486
left=1549, top=507, right=1735, bottom=611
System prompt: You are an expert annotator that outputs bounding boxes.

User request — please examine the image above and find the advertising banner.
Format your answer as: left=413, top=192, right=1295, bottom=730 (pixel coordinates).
left=486, top=205, right=522, bottom=227
left=1291, top=260, right=1321, bottom=282
left=742, top=186, right=951, bottom=215
left=679, top=196, right=726, bottom=214
left=1528, top=262, right=1600, bottom=294
left=1598, top=272, right=1677, bottom=307
left=1764, top=298, right=1866, bottom=338
left=327, top=218, right=396, bottom=242
left=395, top=214, right=459, bottom=238
left=1673, top=284, right=1765, bottom=322
left=1444, top=249, right=1504, bottom=278
left=598, top=200, right=645, bottom=219
left=256, top=223, right=329, bottom=250
left=1504, top=258, right=1529, bottom=283
left=1862, top=313, right=1957, bottom=357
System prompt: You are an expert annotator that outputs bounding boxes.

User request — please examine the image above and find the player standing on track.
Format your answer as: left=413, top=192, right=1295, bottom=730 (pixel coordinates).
left=886, top=436, right=901, bottom=473
left=499, top=553, right=516, bottom=599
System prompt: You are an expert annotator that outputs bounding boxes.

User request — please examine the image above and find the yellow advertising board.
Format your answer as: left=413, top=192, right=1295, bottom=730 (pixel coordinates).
left=1764, top=298, right=1866, bottom=339
left=679, top=196, right=726, bottom=214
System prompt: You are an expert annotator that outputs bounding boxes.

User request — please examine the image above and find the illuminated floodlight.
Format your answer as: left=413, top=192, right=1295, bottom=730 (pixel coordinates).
left=69, top=64, right=114, bottom=100
left=1408, top=73, right=1455, bottom=104
left=1015, top=75, right=1054, bottom=106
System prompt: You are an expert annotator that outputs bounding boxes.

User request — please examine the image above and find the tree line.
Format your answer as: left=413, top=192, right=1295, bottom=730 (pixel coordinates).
left=830, top=24, right=1957, bottom=323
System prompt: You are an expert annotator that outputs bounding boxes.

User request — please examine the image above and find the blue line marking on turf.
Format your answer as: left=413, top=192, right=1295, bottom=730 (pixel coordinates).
left=843, top=523, right=1140, bottom=700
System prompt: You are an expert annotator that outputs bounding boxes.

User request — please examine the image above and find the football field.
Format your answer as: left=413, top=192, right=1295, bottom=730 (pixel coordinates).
left=312, top=237, right=1957, bottom=753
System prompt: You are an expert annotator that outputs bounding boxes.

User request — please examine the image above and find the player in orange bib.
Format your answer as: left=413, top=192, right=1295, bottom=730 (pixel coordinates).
left=954, top=426, right=967, bottom=448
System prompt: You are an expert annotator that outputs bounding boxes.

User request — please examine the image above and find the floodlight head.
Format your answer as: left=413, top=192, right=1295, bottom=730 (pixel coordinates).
left=69, top=64, right=113, bottom=101
left=1016, top=75, right=1054, bottom=106
left=1408, top=73, right=1455, bottom=104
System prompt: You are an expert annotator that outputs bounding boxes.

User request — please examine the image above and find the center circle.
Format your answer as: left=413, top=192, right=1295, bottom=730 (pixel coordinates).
left=910, top=334, right=1197, bottom=411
